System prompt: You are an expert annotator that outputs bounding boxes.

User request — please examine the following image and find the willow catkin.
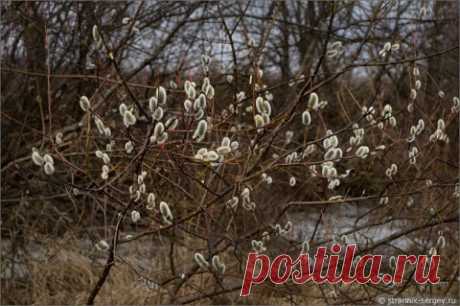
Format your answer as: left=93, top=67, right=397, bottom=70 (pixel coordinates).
left=193, top=120, right=208, bottom=142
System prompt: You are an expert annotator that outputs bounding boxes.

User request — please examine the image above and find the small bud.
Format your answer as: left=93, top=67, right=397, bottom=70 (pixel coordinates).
left=95, top=240, right=109, bottom=251
left=55, top=132, right=63, bottom=145
left=131, top=210, right=141, bottom=223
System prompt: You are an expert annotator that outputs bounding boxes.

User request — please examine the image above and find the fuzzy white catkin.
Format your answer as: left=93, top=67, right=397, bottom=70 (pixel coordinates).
left=356, top=146, right=370, bottom=159
left=159, top=201, right=173, bottom=224
left=226, top=196, right=239, bottom=209
left=138, top=183, right=146, bottom=194
left=383, top=42, right=392, bottom=51
left=453, top=97, right=460, bottom=108
left=43, top=154, right=54, bottom=165
left=92, top=25, right=101, bottom=44
left=253, top=115, right=264, bottom=129
left=382, top=104, right=392, bottom=117
left=95, top=150, right=103, bottom=158
left=212, top=255, right=226, bottom=274
left=186, top=82, right=196, bottom=99
left=44, top=162, right=55, bottom=175
left=184, top=99, right=192, bottom=112
left=206, top=84, right=215, bottom=100
left=308, top=93, right=319, bottom=110
left=131, top=210, right=141, bottom=223
left=194, top=93, right=207, bottom=111
left=187, top=85, right=196, bottom=99
left=55, top=132, right=63, bottom=145
left=193, top=253, right=209, bottom=269
left=203, top=150, right=219, bottom=162
left=149, top=97, right=158, bottom=113
left=79, top=96, right=91, bottom=112
left=437, top=119, right=445, bottom=130
left=94, top=117, right=106, bottom=135
left=301, top=110, right=311, bottom=126
left=103, top=127, right=111, bottom=138
left=255, top=97, right=265, bottom=114
left=156, top=86, right=167, bottom=105
left=230, top=141, right=239, bottom=151
left=119, top=103, right=128, bottom=116
left=123, top=110, right=136, bottom=127
left=262, top=100, right=272, bottom=116
left=146, top=193, right=155, bottom=210
left=216, top=146, right=231, bottom=155
left=410, top=89, right=417, bottom=100
left=95, top=240, right=109, bottom=251
left=31, top=150, right=44, bottom=166
left=125, top=141, right=134, bottom=154
left=156, top=132, right=168, bottom=145
left=152, top=107, right=164, bottom=121
left=221, top=137, right=231, bottom=148
left=165, top=117, right=178, bottom=130
left=102, top=153, right=110, bottom=164
left=241, top=187, right=250, bottom=201
left=154, top=122, right=165, bottom=139
left=193, top=120, right=208, bottom=142
left=194, top=108, right=205, bottom=120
